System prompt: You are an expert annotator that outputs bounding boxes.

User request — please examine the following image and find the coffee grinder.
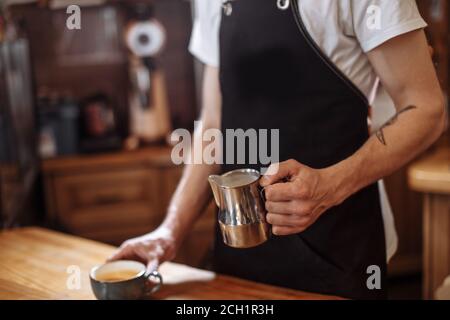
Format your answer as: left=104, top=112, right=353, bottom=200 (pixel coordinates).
left=124, top=3, right=171, bottom=148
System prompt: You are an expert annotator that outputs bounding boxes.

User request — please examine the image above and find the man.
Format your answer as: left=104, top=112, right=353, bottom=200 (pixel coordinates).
left=110, top=0, right=446, bottom=299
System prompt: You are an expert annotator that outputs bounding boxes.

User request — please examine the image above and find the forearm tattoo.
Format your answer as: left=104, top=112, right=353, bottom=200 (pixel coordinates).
left=375, top=105, right=417, bottom=146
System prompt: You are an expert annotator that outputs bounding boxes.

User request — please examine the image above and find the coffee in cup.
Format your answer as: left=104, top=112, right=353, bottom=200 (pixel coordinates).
left=95, top=269, right=141, bottom=282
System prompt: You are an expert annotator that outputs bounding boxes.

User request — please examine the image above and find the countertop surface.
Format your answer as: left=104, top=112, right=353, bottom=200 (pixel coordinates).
left=0, top=227, right=339, bottom=300
left=408, top=147, right=450, bottom=194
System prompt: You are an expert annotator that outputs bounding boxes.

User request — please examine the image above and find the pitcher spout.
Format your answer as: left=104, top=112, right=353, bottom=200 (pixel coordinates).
left=208, top=175, right=222, bottom=207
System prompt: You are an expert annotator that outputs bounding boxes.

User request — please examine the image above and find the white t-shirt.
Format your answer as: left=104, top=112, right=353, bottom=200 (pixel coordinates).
left=189, top=0, right=428, bottom=262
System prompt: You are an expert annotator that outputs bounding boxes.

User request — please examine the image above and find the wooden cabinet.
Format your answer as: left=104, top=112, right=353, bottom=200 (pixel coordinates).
left=384, top=170, right=423, bottom=276
left=53, top=169, right=161, bottom=236
left=409, top=148, right=450, bottom=299
left=422, top=194, right=450, bottom=299
left=42, top=147, right=215, bottom=268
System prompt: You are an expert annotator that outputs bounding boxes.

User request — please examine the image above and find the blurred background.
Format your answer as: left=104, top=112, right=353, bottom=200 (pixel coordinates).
left=0, top=0, right=449, bottom=299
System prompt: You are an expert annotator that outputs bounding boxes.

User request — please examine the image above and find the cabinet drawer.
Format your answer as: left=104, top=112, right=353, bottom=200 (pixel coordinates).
left=61, top=201, right=163, bottom=233
left=42, top=148, right=187, bottom=246
left=53, top=169, right=160, bottom=214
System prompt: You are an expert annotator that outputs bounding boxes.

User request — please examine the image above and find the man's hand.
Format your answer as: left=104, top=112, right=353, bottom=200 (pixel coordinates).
left=260, top=159, right=342, bottom=236
left=107, top=227, right=178, bottom=272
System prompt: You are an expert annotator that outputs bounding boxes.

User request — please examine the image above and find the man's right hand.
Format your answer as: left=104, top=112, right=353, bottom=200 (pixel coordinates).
left=107, top=226, right=178, bottom=272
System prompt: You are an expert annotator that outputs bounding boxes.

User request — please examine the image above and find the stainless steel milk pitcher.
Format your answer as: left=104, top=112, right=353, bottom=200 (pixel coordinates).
left=208, top=169, right=271, bottom=248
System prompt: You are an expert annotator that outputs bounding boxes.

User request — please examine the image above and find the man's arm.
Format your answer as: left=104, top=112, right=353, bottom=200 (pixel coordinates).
left=260, top=30, right=446, bottom=236
left=109, top=66, right=221, bottom=268
left=331, top=29, right=446, bottom=203
left=161, top=65, right=222, bottom=241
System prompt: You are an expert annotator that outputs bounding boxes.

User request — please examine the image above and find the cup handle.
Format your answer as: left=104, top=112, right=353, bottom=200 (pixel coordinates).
left=144, top=270, right=163, bottom=295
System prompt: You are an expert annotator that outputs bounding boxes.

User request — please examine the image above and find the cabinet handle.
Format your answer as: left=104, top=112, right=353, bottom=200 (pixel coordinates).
left=94, top=194, right=123, bottom=205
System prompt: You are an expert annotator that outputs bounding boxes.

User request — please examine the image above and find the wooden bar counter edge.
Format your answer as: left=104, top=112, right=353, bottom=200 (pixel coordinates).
left=0, top=227, right=341, bottom=300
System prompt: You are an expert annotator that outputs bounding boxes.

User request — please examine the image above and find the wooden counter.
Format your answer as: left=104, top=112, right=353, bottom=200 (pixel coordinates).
left=408, top=148, right=450, bottom=194
left=0, top=227, right=339, bottom=300
left=408, top=147, right=450, bottom=299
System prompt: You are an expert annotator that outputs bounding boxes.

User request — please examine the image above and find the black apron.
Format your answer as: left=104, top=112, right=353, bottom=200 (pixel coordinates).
left=214, top=0, right=387, bottom=300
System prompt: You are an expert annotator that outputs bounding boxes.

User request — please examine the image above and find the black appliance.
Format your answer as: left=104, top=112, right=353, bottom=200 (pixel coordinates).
left=0, top=38, right=37, bottom=228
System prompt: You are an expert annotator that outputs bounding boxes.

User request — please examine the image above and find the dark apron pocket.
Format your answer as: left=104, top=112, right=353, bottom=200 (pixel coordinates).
left=284, top=233, right=348, bottom=295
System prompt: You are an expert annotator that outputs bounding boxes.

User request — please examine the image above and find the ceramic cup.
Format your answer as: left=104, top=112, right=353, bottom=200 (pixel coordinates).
left=90, top=260, right=162, bottom=300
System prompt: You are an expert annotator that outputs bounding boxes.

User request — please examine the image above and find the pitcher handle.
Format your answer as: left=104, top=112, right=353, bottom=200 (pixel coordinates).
left=259, top=185, right=267, bottom=203
left=258, top=177, right=290, bottom=206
